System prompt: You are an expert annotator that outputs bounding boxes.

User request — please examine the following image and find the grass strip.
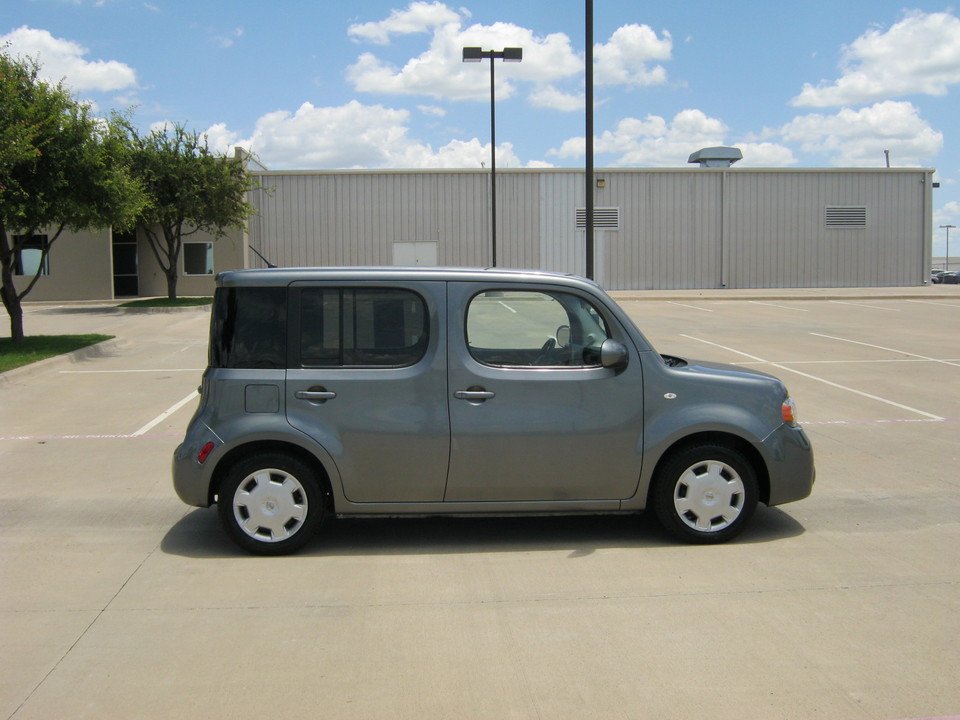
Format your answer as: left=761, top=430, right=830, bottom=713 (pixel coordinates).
left=118, top=297, right=212, bottom=308
left=0, top=334, right=115, bottom=373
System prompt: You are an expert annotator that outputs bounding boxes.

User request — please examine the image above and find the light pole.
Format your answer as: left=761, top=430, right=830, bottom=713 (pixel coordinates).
left=462, top=46, right=522, bottom=267
left=941, top=224, right=956, bottom=271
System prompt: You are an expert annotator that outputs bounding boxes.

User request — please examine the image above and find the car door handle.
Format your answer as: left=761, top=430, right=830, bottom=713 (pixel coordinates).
left=295, top=389, right=337, bottom=403
left=454, top=389, right=495, bottom=401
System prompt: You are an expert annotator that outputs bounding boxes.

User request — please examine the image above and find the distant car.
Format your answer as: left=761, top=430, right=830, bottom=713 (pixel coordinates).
left=931, top=270, right=946, bottom=284
left=173, top=267, right=815, bottom=555
left=940, top=271, right=960, bottom=284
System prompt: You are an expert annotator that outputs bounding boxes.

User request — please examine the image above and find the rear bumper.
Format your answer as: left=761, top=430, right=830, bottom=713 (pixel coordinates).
left=172, top=423, right=220, bottom=507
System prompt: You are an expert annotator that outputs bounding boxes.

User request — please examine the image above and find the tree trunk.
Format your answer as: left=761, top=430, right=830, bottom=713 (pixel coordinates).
left=1, top=268, right=25, bottom=343
left=165, top=266, right=178, bottom=300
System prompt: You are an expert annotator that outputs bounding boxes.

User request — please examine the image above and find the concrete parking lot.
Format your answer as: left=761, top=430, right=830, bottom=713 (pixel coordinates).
left=1, top=287, right=958, bottom=720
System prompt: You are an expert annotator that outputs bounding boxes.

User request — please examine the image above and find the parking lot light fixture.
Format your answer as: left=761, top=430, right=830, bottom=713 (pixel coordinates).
left=462, top=46, right=523, bottom=267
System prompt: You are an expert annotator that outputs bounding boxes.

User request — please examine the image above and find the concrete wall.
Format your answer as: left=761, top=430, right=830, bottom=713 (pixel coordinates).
left=12, top=228, right=113, bottom=301
left=136, top=225, right=246, bottom=298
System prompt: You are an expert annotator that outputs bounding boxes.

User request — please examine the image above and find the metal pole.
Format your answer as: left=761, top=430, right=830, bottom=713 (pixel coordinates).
left=585, top=0, right=595, bottom=280
left=942, top=225, right=956, bottom=271
left=490, top=55, right=497, bottom=268
left=464, top=47, right=520, bottom=268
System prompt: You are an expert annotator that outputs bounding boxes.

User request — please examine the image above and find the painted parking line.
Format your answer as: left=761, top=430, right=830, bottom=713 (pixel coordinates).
left=131, top=390, right=199, bottom=437
left=748, top=300, right=809, bottom=311
left=0, top=433, right=182, bottom=441
left=680, top=334, right=945, bottom=421
left=906, top=299, right=960, bottom=308
left=667, top=301, right=714, bottom=312
left=802, top=418, right=955, bottom=426
left=828, top=300, right=900, bottom=311
left=811, top=332, right=960, bottom=368
left=60, top=369, right=204, bottom=374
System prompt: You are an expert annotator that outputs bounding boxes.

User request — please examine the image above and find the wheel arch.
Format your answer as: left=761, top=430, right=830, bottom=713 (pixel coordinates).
left=646, top=431, right=770, bottom=506
left=209, top=440, right=335, bottom=510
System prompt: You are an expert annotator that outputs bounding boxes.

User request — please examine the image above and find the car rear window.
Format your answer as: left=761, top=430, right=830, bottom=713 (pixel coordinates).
left=210, top=286, right=287, bottom=369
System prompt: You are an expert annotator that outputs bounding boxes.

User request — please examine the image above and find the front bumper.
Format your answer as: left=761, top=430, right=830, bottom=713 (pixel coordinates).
left=762, top=424, right=815, bottom=506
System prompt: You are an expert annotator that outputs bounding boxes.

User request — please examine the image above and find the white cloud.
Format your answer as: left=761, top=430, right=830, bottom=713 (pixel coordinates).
left=552, top=109, right=730, bottom=167
left=791, top=10, right=960, bottom=107
left=934, top=201, right=960, bottom=226
left=201, top=123, right=241, bottom=154
left=594, top=24, right=671, bottom=86
left=417, top=104, right=447, bottom=117
left=211, top=100, right=534, bottom=170
left=529, top=85, right=584, bottom=111
left=0, top=26, right=137, bottom=92
left=779, top=100, right=943, bottom=166
left=348, top=1, right=461, bottom=45
left=734, top=142, right=796, bottom=167
left=348, top=19, right=581, bottom=101
left=345, top=4, right=678, bottom=111
left=213, top=27, right=244, bottom=49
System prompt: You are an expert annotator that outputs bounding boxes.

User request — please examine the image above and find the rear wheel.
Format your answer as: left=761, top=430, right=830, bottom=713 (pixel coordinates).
left=652, top=444, right=758, bottom=544
left=217, top=453, right=326, bottom=555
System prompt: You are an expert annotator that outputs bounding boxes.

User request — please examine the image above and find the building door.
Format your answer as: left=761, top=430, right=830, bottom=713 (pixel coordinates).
left=112, top=229, right=139, bottom=297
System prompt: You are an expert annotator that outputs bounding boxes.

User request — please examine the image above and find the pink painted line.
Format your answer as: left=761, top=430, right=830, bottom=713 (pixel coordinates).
left=0, top=433, right=182, bottom=441
left=803, top=418, right=957, bottom=426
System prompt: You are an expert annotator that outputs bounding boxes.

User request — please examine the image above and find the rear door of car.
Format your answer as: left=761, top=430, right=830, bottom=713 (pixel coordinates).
left=285, top=281, right=450, bottom=503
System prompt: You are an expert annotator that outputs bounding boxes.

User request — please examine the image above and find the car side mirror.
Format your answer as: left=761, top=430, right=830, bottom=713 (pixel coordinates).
left=556, top=325, right=570, bottom=346
left=600, top=339, right=629, bottom=369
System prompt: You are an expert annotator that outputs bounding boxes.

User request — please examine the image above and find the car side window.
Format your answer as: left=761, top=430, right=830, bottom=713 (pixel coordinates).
left=466, top=290, right=611, bottom=367
left=300, top=287, right=428, bottom=367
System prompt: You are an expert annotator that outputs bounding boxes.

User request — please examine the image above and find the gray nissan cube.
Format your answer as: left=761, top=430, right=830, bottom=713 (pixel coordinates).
left=173, top=267, right=814, bottom=555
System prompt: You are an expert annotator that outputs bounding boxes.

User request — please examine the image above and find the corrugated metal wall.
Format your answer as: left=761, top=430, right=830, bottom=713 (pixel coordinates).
left=723, top=171, right=929, bottom=288
left=248, top=168, right=933, bottom=289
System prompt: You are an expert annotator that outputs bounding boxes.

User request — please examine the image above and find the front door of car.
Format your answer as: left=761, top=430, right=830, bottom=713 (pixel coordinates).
left=285, top=282, right=449, bottom=503
left=444, top=283, right=645, bottom=502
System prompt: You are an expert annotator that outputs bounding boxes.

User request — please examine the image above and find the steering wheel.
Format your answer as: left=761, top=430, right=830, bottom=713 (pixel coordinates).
left=532, top=337, right=556, bottom=365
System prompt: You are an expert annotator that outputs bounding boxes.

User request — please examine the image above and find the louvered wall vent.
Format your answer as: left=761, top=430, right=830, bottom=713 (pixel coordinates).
left=825, top=206, right=867, bottom=229
left=576, top=207, right=620, bottom=230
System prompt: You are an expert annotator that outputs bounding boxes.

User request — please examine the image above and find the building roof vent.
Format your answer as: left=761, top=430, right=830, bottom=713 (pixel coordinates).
left=688, top=146, right=743, bottom=168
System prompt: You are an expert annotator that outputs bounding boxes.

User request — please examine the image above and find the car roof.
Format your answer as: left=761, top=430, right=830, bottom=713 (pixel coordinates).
left=217, top=266, right=601, bottom=290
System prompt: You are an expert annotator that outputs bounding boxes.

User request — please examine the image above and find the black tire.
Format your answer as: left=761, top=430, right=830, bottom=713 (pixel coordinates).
left=652, top=443, right=758, bottom=544
left=217, top=453, right=326, bottom=555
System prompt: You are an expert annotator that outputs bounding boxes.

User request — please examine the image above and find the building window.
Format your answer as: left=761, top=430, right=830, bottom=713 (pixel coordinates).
left=825, top=206, right=867, bottom=229
left=14, top=235, right=50, bottom=276
left=576, top=207, right=619, bottom=230
left=183, top=242, right=214, bottom=275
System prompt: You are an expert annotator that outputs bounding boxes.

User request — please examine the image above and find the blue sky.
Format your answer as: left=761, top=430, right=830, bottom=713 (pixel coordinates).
left=3, top=0, right=960, bottom=258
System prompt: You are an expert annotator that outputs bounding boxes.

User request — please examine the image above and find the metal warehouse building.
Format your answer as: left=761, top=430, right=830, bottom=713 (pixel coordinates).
left=248, top=166, right=935, bottom=290
left=13, top=162, right=936, bottom=301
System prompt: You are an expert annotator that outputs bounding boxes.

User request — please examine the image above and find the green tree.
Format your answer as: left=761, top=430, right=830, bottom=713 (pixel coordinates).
left=126, top=123, right=257, bottom=299
left=0, top=52, right=144, bottom=343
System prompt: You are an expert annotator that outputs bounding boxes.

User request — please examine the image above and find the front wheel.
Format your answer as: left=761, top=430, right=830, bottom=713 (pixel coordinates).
left=217, top=453, right=326, bottom=555
left=652, top=444, right=758, bottom=544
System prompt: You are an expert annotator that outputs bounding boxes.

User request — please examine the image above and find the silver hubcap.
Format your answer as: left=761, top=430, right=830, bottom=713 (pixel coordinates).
left=673, top=460, right=745, bottom=532
left=233, top=469, right=308, bottom=543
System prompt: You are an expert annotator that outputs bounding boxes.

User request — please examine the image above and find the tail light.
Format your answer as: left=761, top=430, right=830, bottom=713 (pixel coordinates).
left=197, top=441, right=216, bottom=464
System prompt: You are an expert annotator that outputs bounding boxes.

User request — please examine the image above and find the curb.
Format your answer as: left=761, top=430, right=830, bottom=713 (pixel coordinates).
left=112, top=305, right=212, bottom=314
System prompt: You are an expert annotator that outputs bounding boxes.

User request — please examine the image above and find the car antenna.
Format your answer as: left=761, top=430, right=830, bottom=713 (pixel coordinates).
left=248, top=245, right=277, bottom=268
